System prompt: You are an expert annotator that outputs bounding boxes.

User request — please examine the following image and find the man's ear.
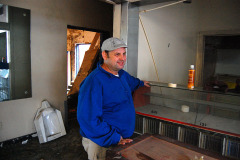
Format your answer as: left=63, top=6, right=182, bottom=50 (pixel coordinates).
left=102, top=51, right=108, bottom=60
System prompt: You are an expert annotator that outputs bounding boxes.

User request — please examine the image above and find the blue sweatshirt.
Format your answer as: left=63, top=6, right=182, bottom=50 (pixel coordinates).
left=77, top=63, right=144, bottom=147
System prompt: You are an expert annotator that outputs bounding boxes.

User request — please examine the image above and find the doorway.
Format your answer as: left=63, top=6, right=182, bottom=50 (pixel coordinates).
left=66, top=26, right=110, bottom=95
left=203, top=36, right=240, bottom=91
left=66, top=25, right=110, bottom=125
left=66, top=28, right=99, bottom=93
left=195, top=31, right=240, bottom=93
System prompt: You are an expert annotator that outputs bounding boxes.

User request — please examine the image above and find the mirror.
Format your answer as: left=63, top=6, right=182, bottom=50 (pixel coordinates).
left=0, top=4, right=31, bottom=101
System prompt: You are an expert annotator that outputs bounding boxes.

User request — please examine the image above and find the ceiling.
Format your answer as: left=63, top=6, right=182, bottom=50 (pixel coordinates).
left=100, top=0, right=182, bottom=6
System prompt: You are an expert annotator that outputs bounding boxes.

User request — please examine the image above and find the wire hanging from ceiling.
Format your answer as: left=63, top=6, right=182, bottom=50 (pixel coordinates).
left=139, top=0, right=188, bottom=83
left=139, top=0, right=188, bottom=101
left=140, top=0, right=187, bottom=13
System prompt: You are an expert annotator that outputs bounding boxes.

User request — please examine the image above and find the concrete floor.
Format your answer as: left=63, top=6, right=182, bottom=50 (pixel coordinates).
left=0, top=120, right=88, bottom=160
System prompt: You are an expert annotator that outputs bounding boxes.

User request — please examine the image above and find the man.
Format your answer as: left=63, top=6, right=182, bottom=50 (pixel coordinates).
left=77, top=37, right=150, bottom=160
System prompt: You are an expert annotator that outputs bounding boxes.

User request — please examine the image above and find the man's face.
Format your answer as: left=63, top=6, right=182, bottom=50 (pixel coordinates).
left=102, top=47, right=126, bottom=73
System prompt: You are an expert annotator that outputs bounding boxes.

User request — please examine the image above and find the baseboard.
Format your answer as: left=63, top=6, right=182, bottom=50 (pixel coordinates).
left=0, top=132, right=37, bottom=147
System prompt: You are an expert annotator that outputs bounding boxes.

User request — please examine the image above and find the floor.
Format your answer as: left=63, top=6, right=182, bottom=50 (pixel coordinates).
left=0, top=119, right=236, bottom=160
left=0, top=120, right=88, bottom=160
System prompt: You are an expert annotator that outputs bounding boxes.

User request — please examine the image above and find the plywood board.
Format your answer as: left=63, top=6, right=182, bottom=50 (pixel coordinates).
left=119, top=136, right=217, bottom=160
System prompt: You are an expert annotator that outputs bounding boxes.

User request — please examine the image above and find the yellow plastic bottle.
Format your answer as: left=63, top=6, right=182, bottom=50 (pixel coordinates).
left=188, top=65, right=195, bottom=89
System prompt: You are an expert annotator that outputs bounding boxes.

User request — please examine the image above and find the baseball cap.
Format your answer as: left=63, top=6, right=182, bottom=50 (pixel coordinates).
left=101, top=37, right=127, bottom=51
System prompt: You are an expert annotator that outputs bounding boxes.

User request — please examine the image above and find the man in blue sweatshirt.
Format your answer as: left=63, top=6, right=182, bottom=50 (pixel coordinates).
left=77, top=37, right=149, bottom=160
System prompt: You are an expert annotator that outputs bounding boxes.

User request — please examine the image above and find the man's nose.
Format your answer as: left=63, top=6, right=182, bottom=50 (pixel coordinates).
left=119, top=54, right=126, bottom=60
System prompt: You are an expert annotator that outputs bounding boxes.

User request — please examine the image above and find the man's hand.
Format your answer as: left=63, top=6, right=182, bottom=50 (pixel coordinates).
left=143, top=80, right=150, bottom=87
left=118, top=137, right=133, bottom=145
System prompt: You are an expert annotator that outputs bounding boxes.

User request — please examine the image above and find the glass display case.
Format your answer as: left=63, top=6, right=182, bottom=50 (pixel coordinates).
left=133, top=81, right=240, bottom=137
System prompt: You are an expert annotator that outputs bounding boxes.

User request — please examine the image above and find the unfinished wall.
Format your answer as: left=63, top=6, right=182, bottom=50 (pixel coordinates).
left=67, top=29, right=97, bottom=81
left=137, top=0, right=240, bottom=85
left=67, top=29, right=97, bottom=52
left=0, top=0, right=113, bottom=142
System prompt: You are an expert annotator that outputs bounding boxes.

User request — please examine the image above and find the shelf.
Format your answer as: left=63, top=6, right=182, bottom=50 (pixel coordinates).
left=133, top=83, right=240, bottom=160
left=144, top=92, right=240, bottom=111
left=149, top=81, right=240, bottom=97
left=133, top=82, right=240, bottom=137
left=135, top=104, right=240, bottom=135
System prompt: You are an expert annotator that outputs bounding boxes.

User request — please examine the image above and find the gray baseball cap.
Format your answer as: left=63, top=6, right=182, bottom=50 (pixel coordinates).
left=101, top=37, right=127, bottom=51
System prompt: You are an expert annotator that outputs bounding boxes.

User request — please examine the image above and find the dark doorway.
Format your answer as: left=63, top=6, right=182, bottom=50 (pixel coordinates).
left=203, top=35, right=240, bottom=93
